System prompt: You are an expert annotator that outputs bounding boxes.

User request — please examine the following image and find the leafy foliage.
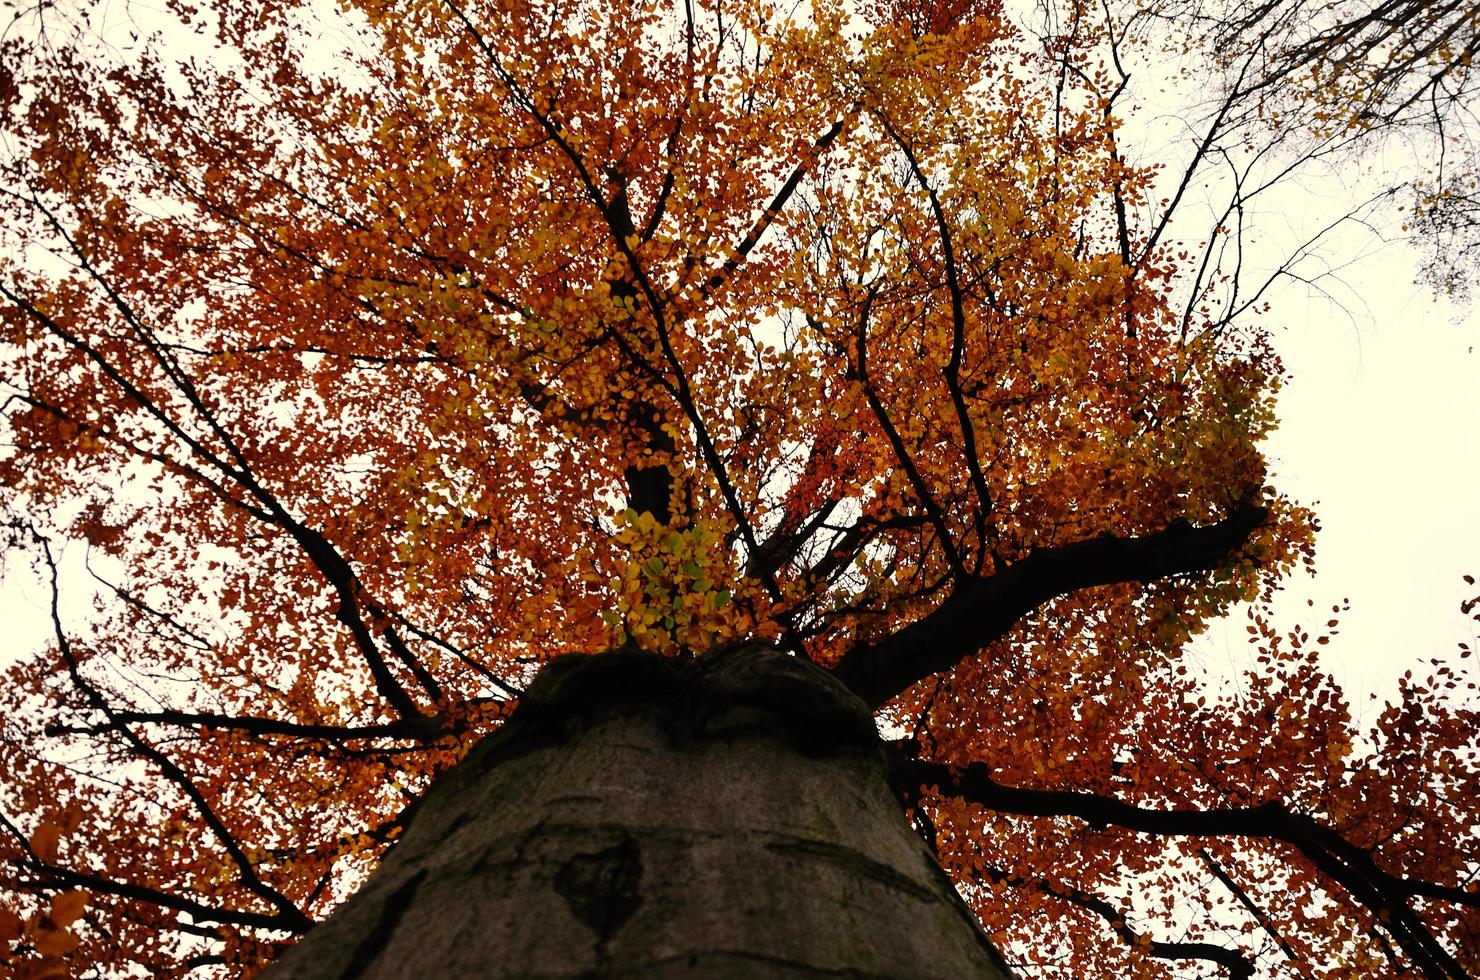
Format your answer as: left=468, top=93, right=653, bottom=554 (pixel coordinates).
left=0, top=0, right=1474, bottom=976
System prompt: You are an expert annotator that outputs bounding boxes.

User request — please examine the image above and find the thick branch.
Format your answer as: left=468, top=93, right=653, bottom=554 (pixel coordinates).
left=832, top=505, right=1267, bottom=710
left=14, top=861, right=307, bottom=934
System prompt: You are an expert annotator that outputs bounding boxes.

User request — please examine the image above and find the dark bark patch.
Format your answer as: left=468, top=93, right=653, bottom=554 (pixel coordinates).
left=647, top=949, right=898, bottom=977
left=460, top=645, right=880, bottom=781
left=553, top=836, right=643, bottom=944
left=336, top=869, right=427, bottom=980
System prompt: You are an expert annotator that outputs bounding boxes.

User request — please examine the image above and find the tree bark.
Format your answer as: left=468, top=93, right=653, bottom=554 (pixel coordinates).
left=266, top=646, right=1013, bottom=978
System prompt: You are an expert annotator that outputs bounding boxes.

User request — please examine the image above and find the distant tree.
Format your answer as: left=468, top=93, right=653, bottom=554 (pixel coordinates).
left=0, top=0, right=1474, bottom=976
left=1149, top=0, right=1480, bottom=298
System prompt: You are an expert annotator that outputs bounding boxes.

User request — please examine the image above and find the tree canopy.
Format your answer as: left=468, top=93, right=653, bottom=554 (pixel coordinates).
left=0, top=0, right=1475, bottom=976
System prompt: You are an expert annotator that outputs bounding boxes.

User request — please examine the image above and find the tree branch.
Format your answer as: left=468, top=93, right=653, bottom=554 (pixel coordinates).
left=832, top=504, right=1267, bottom=709
left=971, top=860, right=1254, bottom=978
left=1198, top=847, right=1302, bottom=965
left=905, top=758, right=1474, bottom=979
left=14, top=861, right=306, bottom=933
left=37, top=541, right=313, bottom=932
left=46, top=710, right=414, bottom=743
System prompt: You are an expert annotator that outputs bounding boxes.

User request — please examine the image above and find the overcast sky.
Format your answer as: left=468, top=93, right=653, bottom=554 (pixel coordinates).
left=1212, top=250, right=1480, bottom=711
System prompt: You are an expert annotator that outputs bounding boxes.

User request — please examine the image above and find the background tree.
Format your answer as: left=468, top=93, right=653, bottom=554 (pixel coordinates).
left=1114, top=0, right=1480, bottom=299
left=0, top=0, right=1475, bottom=976
left=1214, top=0, right=1479, bottom=297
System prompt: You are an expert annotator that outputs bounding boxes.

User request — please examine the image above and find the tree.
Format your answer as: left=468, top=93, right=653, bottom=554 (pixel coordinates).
left=1152, top=0, right=1480, bottom=298
left=0, top=0, right=1475, bottom=975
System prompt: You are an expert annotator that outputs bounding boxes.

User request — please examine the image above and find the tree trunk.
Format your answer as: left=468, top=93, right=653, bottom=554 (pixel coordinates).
left=266, top=645, right=1013, bottom=978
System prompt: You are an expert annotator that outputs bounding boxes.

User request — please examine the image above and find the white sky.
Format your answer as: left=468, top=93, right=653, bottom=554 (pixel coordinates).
left=1202, top=248, right=1480, bottom=712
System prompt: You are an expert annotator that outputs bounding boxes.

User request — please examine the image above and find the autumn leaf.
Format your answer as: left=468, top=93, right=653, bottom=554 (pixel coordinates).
left=18, top=959, right=71, bottom=980
left=32, top=926, right=80, bottom=957
left=0, top=0, right=1472, bottom=976
left=47, top=891, right=87, bottom=928
left=28, top=824, right=61, bottom=865
left=0, top=905, right=22, bottom=943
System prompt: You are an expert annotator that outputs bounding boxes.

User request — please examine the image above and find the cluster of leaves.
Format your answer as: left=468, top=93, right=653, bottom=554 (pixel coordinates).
left=1, top=806, right=88, bottom=979
left=604, top=510, right=761, bottom=652
left=0, top=0, right=1473, bottom=976
left=904, top=593, right=1479, bottom=978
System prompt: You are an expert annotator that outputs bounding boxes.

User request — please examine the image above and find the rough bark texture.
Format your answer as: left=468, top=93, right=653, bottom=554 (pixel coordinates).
left=266, top=645, right=1014, bottom=978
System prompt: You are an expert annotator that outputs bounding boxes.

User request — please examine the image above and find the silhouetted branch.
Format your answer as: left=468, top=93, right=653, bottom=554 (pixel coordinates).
left=37, top=540, right=313, bottom=932
left=905, top=757, right=1473, bottom=979
left=833, top=505, right=1267, bottom=709
left=971, top=859, right=1254, bottom=978
left=46, top=710, right=414, bottom=742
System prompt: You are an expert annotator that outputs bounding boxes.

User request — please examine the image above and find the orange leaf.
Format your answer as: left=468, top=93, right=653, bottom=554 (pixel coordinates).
left=29, top=824, right=61, bottom=864
left=48, top=891, right=88, bottom=928
left=32, top=926, right=80, bottom=957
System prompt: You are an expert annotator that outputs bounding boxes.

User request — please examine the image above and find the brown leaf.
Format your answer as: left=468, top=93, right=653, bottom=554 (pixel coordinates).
left=48, top=891, right=88, bottom=929
left=32, top=925, right=80, bottom=957
left=29, top=824, right=61, bottom=864
left=0, top=905, right=22, bottom=942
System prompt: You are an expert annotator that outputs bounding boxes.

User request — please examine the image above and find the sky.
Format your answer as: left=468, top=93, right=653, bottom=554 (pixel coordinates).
left=1205, top=245, right=1480, bottom=712
left=1107, top=24, right=1480, bottom=717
